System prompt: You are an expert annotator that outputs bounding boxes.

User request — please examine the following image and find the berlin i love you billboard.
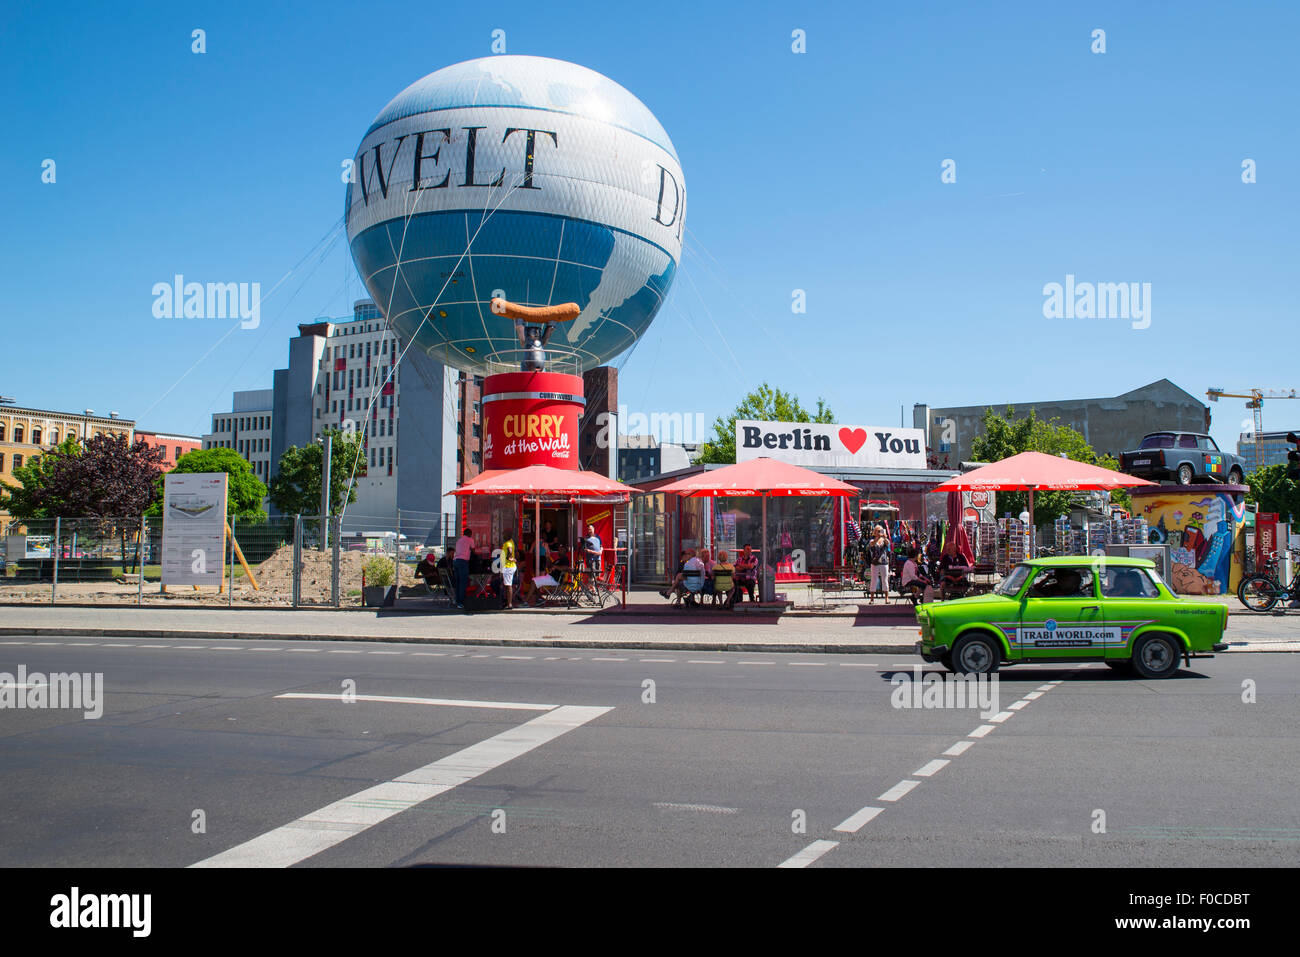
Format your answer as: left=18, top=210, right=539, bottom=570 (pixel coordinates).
left=735, top=420, right=927, bottom=469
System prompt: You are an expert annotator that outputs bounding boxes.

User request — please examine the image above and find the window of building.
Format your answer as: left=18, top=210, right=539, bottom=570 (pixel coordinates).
left=32, top=428, right=41, bottom=444
left=14, top=426, right=24, bottom=443
left=13, top=454, right=22, bottom=468
left=0, top=424, right=5, bottom=441
left=0, top=453, right=4, bottom=470
left=175, top=446, right=181, bottom=458
left=471, top=451, right=480, bottom=465
left=50, top=431, right=58, bottom=445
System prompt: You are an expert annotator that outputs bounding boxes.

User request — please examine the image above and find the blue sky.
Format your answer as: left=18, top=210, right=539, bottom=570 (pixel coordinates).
left=3, top=0, right=1297, bottom=455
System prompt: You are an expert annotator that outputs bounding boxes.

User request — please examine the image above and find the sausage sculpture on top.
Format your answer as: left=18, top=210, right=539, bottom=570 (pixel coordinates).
left=491, top=297, right=582, bottom=371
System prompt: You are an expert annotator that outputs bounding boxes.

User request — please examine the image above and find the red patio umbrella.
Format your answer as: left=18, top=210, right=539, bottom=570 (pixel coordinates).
left=931, top=451, right=1155, bottom=533
left=448, top=465, right=629, bottom=577
left=656, top=458, right=858, bottom=600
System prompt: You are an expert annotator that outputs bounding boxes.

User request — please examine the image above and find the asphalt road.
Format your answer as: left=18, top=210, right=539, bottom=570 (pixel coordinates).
left=1, top=634, right=1297, bottom=867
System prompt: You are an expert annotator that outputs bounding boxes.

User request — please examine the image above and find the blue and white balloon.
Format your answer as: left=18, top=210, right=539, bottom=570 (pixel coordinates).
left=345, top=55, right=685, bottom=374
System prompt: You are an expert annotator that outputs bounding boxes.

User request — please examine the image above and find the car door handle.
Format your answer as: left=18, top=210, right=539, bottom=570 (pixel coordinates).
left=1080, top=605, right=1099, bottom=611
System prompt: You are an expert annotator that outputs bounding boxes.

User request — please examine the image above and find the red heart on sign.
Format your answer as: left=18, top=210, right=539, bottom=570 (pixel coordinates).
left=839, top=427, right=867, bottom=455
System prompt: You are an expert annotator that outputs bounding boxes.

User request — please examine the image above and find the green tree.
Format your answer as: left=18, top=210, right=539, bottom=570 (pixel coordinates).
left=0, top=435, right=82, bottom=524
left=697, top=383, right=835, bottom=464
left=146, top=447, right=269, bottom=521
left=1244, top=463, right=1300, bottom=522
left=970, top=406, right=1125, bottom=525
left=268, top=428, right=367, bottom=518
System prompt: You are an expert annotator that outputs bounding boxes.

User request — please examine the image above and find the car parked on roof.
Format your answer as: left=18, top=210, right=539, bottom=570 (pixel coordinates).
left=915, top=557, right=1228, bottom=678
left=1119, top=431, right=1245, bottom=485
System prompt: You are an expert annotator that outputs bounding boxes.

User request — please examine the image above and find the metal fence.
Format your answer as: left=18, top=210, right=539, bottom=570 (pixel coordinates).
left=0, top=510, right=457, bottom=607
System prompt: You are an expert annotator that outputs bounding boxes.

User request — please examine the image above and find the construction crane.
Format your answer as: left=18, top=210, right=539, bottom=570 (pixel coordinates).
left=1206, top=387, right=1300, bottom=471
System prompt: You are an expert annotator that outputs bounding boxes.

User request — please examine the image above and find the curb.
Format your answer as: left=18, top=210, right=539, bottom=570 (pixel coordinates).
left=0, top=627, right=911, bottom=654
left=0, top=627, right=1290, bottom=654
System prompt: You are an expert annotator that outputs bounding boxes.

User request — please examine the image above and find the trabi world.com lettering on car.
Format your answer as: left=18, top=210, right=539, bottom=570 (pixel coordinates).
left=1020, top=623, right=1124, bottom=647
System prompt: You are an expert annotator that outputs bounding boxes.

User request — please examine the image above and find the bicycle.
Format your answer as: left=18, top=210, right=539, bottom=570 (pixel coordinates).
left=1237, top=550, right=1300, bottom=612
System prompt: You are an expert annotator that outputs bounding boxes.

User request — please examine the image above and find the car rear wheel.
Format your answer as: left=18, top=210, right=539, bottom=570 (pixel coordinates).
left=951, top=633, right=1000, bottom=675
left=1238, top=575, right=1279, bottom=612
left=1177, top=463, right=1195, bottom=485
left=1130, top=633, right=1181, bottom=679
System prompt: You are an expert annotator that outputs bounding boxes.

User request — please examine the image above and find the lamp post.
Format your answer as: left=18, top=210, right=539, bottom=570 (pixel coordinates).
left=317, top=435, right=332, bottom=552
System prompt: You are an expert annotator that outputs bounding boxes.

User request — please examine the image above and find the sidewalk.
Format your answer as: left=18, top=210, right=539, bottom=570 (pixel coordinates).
left=0, top=602, right=1296, bottom=653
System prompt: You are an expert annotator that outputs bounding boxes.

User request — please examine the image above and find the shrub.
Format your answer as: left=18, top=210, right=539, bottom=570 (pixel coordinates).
left=363, top=556, right=395, bottom=587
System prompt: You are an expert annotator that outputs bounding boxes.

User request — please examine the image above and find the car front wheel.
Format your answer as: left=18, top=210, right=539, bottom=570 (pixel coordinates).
left=951, top=633, right=1000, bottom=675
left=1228, top=467, right=1243, bottom=485
left=1131, top=633, right=1182, bottom=679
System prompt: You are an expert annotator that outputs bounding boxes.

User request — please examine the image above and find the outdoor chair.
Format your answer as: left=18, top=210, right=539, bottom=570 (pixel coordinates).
left=711, top=570, right=736, bottom=609
left=671, top=570, right=705, bottom=607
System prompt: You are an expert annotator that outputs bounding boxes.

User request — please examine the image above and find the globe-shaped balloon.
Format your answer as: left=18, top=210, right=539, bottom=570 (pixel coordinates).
left=345, top=55, right=685, bottom=375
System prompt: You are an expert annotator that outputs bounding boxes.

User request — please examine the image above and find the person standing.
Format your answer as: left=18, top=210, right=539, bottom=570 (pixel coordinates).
left=866, top=526, right=892, bottom=604
left=453, top=527, right=474, bottom=610
left=583, top=524, right=603, bottom=573
left=500, top=533, right=517, bottom=609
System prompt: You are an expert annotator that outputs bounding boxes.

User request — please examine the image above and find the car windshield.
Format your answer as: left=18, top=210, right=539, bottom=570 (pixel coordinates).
left=995, top=564, right=1031, bottom=596
left=1139, top=434, right=1174, bottom=449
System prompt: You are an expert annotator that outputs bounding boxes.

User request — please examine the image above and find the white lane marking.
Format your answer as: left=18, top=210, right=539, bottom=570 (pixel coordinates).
left=652, top=802, right=739, bottom=814
left=968, top=725, right=996, bottom=738
left=589, top=657, right=628, bottom=662
left=497, top=655, right=535, bottom=660
left=914, top=759, right=950, bottom=778
left=1023, top=691, right=1044, bottom=700
left=544, top=656, right=563, bottom=660
left=327, top=650, right=363, bottom=654
left=276, top=693, right=556, bottom=711
left=64, top=642, right=100, bottom=647
left=639, top=658, right=676, bottom=663
left=943, top=740, right=974, bottom=757
left=288, top=648, right=320, bottom=653
left=192, top=704, right=611, bottom=869
left=686, top=660, right=725, bottom=665
left=838, top=662, right=876, bottom=667
left=470, top=654, right=491, bottom=658
left=248, top=648, right=283, bottom=653
left=1036, top=684, right=1054, bottom=691
left=788, top=662, right=826, bottom=667
left=1047, top=680, right=1063, bottom=686
left=412, top=653, right=447, bottom=657
left=878, top=780, right=920, bottom=802
left=833, top=806, right=883, bottom=833
left=890, top=663, right=913, bottom=668
left=208, top=646, right=243, bottom=651
left=137, top=644, right=172, bottom=649
left=172, top=645, right=207, bottom=650
left=778, top=839, right=839, bottom=869
left=0, top=641, right=30, bottom=645
left=738, top=661, right=775, bottom=666
left=988, top=711, right=1015, bottom=723
left=1008, top=700, right=1030, bottom=711
left=367, top=651, right=404, bottom=656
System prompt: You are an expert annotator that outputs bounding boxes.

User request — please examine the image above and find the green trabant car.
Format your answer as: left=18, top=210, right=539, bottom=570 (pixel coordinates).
left=915, top=556, right=1228, bottom=678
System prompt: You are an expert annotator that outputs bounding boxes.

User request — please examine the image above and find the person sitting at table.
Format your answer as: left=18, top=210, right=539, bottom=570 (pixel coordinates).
left=711, top=550, right=736, bottom=605
left=415, top=552, right=440, bottom=590
left=901, top=546, right=934, bottom=604
left=734, top=544, right=758, bottom=602
left=660, top=549, right=704, bottom=599
left=698, top=547, right=714, bottom=594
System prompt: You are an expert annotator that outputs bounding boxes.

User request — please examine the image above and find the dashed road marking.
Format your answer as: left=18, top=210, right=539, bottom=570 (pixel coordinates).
left=878, top=780, right=920, bottom=802
left=914, top=759, right=949, bottom=778
left=590, top=657, right=628, bottom=662
left=1024, top=691, right=1044, bottom=700
left=737, top=661, right=775, bottom=665
left=639, top=658, right=676, bottom=663
left=1008, top=700, right=1030, bottom=711
left=368, top=651, right=404, bottom=656
left=943, top=740, right=974, bottom=757
left=652, top=802, right=739, bottom=814
left=687, top=660, right=725, bottom=665
left=497, top=655, right=535, bottom=660
left=1036, top=684, right=1055, bottom=691
left=988, top=710, right=1015, bottom=723
left=778, top=839, right=839, bottom=869
left=788, top=661, right=826, bottom=667
left=969, top=725, right=996, bottom=738
left=833, top=806, right=883, bottom=834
